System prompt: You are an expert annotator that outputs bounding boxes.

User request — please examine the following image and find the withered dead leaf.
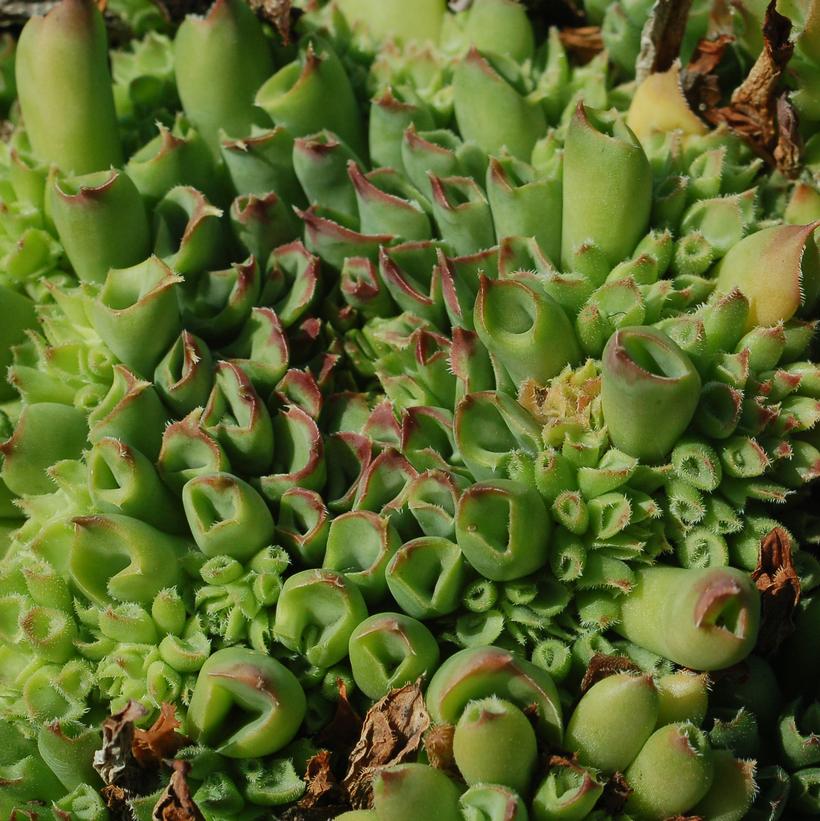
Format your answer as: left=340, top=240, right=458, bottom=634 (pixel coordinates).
left=635, top=0, right=695, bottom=82
left=752, top=526, right=801, bottom=654
left=247, top=0, right=296, bottom=44
left=558, top=26, right=604, bottom=64
left=300, top=750, right=347, bottom=810
left=424, top=724, right=457, bottom=774
left=580, top=653, right=641, bottom=694
left=773, top=92, right=802, bottom=178
left=94, top=701, right=147, bottom=789
left=342, top=681, right=431, bottom=809
left=703, top=2, right=795, bottom=168
left=133, top=703, right=190, bottom=768
left=317, top=680, right=362, bottom=755
left=152, top=761, right=205, bottom=821
left=100, top=784, right=129, bottom=816
left=682, top=33, right=735, bottom=113
left=601, top=771, right=632, bottom=815
left=548, top=753, right=581, bottom=769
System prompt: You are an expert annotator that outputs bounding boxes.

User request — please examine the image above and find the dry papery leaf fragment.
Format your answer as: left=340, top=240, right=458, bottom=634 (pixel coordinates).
left=342, top=680, right=431, bottom=808
left=752, top=526, right=802, bottom=654
left=94, top=701, right=196, bottom=819
left=600, top=770, right=633, bottom=815
left=94, top=700, right=148, bottom=794
left=703, top=1, right=801, bottom=175
left=296, top=681, right=361, bottom=815
left=580, top=652, right=641, bottom=694
left=682, top=33, right=735, bottom=112
left=300, top=749, right=347, bottom=810
left=558, top=26, right=604, bottom=63
left=152, top=761, right=205, bottom=821
left=246, top=0, right=296, bottom=44
left=133, top=702, right=190, bottom=768
left=424, top=723, right=457, bottom=773
left=317, top=679, right=363, bottom=754
left=635, top=0, right=695, bottom=82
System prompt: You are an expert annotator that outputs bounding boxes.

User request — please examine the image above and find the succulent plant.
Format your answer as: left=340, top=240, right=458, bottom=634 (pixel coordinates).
left=0, top=0, right=818, bottom=815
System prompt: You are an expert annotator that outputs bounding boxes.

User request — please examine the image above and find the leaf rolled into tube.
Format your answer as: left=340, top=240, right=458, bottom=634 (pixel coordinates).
left=50, top=169, right=151, bottom=285
left=453, top=48, right=546, bottom=161
left=69, top=513, right=186, bottom=605
left=348, top=612, right=439, bottom=700
left=126, top=117, right=216, bottom=208
left=616, top=565, right=760, bottom=670
left=186, top=646, right=306, bottom=758
left=88, top=365, right=169, bottom=461
left=173, top=0, right=273, bottom=154
left=182, top=471, right=275, bottom=561
left=372, top=764, right=462, bottom=821
left=90, top=256, right=183, bottom=378
left=0, top=402, right=87, bottom=496
left=88, top=437, right=186, bottom=533
left=273, top=568, right=367, bottom=668
left=15, top=0, right=122, bottom=174
left=292, top=130, right=359, bottom=221
left=561, top=103, right=651, bottom=271
left=565, top=672, right=659, bottom=773
left=154, top=330, right=214, bottom=418
left=474, top=274, right=581, bottom=385
left=624, top=722, right=715, bottom=818
left=601, top=326, right=702, bottom=463
left=256, top=42, right=365, bottom=158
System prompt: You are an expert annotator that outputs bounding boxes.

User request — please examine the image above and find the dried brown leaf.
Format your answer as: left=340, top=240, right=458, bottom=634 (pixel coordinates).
left=317, top=680, right=362, bottom=755
left=100, top=784, right=129, bottom=815
left=558, top=26, right=604, bottom=63
left=342, top=681, right=431, bottom=809
left=682, top=33, right=735, bottom=112
left=152, top=761, right=205, bottom=821
left=580, top=653, right=641, bottom=694
left=133, top=703, right=189, bottom=768
left=687, top=33, right=735, bottom=76
left=752, top=526, right=801, bottom=654
left=424, top=724, right=457, bottom=774
left=636, top=0, right=695, bottom=82
left=247, top=0, right=296, bottom=44
left=601, top=771, right=633, bottom=815
left=548, top=753, right=581, bottom=769
left=773, top=92, right=802, bottom=177
left=94, top=701, right=147, bottom=789
left=704, top=2, right=794, bottom=165
left=300, top=751, right=347, bottom=810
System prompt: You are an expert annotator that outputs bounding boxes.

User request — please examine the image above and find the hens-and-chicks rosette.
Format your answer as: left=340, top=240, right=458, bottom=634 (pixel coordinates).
left=0, top=0, right=819, bottom=818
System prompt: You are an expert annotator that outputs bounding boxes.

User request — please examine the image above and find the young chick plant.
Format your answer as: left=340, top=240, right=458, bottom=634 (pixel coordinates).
left=0, top=0, right=819, bottom=817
